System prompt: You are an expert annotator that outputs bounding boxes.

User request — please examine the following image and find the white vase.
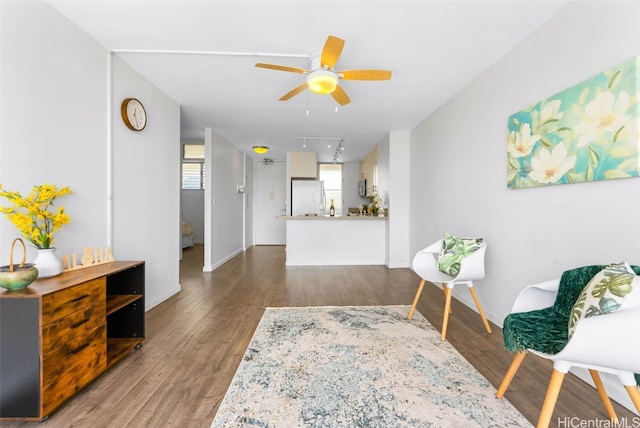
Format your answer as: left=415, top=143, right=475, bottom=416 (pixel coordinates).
left=35, top=248, right=62, bottom=278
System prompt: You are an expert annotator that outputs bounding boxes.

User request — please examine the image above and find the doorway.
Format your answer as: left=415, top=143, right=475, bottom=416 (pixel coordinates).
left=254, top=160, right=286, bottom=245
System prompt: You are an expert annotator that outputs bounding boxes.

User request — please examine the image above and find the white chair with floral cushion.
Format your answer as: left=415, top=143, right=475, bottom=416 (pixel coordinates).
left=495, top=263, right=640, bottom=428
left=408, top=233, right=491, bottom=341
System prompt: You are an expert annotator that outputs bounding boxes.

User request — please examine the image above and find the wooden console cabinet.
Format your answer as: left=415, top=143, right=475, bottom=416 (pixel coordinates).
left=0, top=261, right=145, bottom=421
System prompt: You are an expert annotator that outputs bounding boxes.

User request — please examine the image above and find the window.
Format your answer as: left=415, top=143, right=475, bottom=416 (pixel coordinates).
left=319, top=163, right=342, bottom=215
left=183, top=144, right=205, bottom=159
left=182, top=163, right=205, bottom=190
left=182, top=144, right=205, bottom=190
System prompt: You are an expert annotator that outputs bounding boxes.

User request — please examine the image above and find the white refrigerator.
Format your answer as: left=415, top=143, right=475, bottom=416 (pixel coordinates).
left=291, top=180, right=326, bottom=216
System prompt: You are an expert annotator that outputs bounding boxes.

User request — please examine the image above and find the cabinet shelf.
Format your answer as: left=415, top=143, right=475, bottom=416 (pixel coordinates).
left=106, top=294, right=142, bottom=316
left=107, top=338, right=143, bottom=368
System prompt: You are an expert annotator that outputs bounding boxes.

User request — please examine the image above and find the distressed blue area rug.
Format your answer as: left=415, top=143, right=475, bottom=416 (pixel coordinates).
left=211, top=305, right=531, bottom=427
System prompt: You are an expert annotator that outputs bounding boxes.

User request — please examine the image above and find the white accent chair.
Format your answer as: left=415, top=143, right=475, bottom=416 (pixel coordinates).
left=495, top=271, right=640, bottom=428
left=407, top=239, right=491, bottom=341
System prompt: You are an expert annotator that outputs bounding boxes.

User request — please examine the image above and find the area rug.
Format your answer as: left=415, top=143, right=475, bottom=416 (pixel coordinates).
left=211, top=305, right=531, bottom=427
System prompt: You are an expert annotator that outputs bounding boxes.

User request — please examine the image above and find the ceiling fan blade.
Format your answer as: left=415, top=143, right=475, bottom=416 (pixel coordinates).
left=331, top=85, right=351, bottom=106
left=321, top=35, right=345, bottom=69
left=255, top=63, right=308, bottom=74
left=339, top=69, right=392, bottom=80
left=279, top=83, right=308, bottom=101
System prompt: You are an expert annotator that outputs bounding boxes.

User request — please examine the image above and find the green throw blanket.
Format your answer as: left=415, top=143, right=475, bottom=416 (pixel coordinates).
left=502, top=264, right=640, bottom=386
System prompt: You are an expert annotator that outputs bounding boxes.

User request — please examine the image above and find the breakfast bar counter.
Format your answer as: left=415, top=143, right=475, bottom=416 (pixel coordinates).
left=278, top=215, right=387, bottom=266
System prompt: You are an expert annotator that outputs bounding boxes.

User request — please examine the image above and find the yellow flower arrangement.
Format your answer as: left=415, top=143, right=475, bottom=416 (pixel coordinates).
left=0, top=183, right=72, bottom=249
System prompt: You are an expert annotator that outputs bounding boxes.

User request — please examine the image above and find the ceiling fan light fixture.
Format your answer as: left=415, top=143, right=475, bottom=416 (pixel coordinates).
left=253, top=145, right=269, bottom=154
left=307, top=70, right=338, bottom=94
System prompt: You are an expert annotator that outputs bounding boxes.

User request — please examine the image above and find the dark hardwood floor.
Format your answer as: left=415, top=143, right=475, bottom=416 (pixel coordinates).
left=5, top=244, right=636, bottom=427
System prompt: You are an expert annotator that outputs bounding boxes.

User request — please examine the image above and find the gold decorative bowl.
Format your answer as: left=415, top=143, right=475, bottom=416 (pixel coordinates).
left=0, top=238, right=39, bottom=291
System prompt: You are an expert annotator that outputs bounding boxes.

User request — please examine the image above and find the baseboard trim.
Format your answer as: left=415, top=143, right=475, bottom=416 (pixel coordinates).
left=203, top=247, right=244, bottom=272
left=145, top=283, right=181, bottom=311
left=386, top=262, right=410, bottom=268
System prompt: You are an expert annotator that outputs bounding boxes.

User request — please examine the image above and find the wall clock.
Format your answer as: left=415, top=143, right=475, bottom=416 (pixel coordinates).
left=121, top=98, right=147, bottom=131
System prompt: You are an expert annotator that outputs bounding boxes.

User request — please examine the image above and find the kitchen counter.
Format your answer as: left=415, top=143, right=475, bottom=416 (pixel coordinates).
left=278, top=215, right=387, bottom=220
left=279, top=215, right=387, bottom=266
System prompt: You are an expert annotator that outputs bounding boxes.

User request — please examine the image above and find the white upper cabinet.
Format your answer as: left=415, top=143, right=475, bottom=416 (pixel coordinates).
left=289, top=152, right=318, bottom=178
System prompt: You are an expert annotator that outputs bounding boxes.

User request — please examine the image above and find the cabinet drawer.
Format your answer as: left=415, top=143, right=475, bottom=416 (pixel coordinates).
left=42, top=302, right=105, bottom=354
left=42, top=278, right=106, bottom=325
left=42, top=323, right=107, bottom=416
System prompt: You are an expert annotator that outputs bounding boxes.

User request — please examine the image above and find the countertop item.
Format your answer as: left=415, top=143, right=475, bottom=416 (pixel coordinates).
left=278, top=215, right=387, bottom=220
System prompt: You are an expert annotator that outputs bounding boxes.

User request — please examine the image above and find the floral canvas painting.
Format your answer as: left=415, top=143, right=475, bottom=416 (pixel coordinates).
left=507, top=56, right=640, bottom=189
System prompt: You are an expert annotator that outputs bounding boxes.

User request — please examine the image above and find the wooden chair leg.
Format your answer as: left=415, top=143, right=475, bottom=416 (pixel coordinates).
left=441, top=286, right=453, bottom=341
left=407, top=279, right=425, bottom=320
left=589, top=370, right=618, bottom=423
left=625, top=384, right=640, bottom=413
left=537, top=369, right=565, bottom=428
left=468, top=286, right=492, bottom=334
left=442, top=284, right=452, bottom=314
left=496, top=351, right=526, bottom=399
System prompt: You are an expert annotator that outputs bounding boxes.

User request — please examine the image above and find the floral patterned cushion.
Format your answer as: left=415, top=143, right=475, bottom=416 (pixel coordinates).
left=568, top=262, right=640, bottom=339
left=436, top=233, right=483, bottom=276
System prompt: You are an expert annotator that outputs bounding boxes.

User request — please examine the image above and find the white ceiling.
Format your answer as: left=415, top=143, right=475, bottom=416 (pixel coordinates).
left=47, top=0, right=568, bottom=163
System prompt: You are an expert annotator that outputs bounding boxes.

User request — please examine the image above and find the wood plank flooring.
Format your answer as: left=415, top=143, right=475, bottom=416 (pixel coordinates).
left=5, top=244, right=636, bottom=427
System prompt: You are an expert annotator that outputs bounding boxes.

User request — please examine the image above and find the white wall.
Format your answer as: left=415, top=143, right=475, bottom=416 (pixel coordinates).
left=409, top=1, right=640, bottom=411
left=203, top=128, right=246, bottom=271
left=111, top=55, right=181, bottom=310
left=411, top=0, right=640, bottom=325
left=387, top=131, right=411, bottom=268
left=0, top=1, right=181, bottom=311
left=379, top=132, right=411, bottom=268
left=244, top=158, right=255, bottom=249
left=181, top=189, right=205, bottom=244
left=0, top=1, right=108, bottom=263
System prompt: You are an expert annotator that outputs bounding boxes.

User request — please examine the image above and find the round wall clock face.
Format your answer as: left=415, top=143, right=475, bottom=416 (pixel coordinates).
left=121, top=98, right=147, bottom=131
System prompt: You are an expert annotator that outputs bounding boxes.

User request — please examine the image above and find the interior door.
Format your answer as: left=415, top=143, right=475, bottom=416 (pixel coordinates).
left=255, top=160, right=286, bottom=245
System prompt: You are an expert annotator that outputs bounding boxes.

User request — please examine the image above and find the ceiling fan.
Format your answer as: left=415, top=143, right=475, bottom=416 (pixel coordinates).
left=255, top=35, right=392, bottom=106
